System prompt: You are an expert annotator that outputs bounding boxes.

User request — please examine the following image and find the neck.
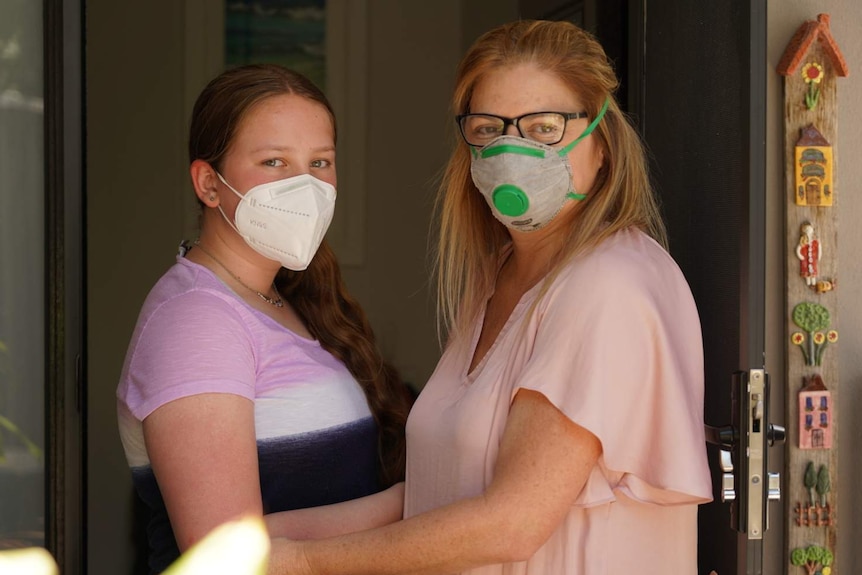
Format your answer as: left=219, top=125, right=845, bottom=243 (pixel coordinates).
left=504, top=194, right=587, bottom=284
left=190, top=229, right=281, bottom=296
left=512, top=211, right=568, bottom=257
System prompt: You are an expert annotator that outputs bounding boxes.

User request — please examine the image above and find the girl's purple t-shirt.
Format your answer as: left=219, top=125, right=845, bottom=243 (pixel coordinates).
left=117, top=256, right=378, bottom=573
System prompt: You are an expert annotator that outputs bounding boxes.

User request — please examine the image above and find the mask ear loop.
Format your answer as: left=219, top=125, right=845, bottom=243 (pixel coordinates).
left=559, top=96, right=610, bottom=201
left=214, top=171, right=246, bottom=236
left=559, top=96, right=610, bottom=156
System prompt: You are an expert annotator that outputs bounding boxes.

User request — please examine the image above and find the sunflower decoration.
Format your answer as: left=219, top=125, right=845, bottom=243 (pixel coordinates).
left=802, top=62, right=824, bottom=110
left=792, top=302, right=836, bottom=366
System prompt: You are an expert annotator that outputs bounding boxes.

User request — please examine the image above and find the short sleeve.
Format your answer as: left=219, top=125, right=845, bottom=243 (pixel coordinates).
left=120, top=290, right=257, bottom=421
left=515, top=234, right=712, bottom=506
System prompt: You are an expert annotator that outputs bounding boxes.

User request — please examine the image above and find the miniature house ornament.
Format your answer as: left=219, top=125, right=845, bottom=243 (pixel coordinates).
left=777, top=13, right=850, bottom=108
left=795, top=126, right=834, bottom=206
left=798, top=374, right=832, bottom=449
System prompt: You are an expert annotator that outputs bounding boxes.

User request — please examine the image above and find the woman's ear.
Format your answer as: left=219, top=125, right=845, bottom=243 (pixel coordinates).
left=190, top=159, right=220, bottom=207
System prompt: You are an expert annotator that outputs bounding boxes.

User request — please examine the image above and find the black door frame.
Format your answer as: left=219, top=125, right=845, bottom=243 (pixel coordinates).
left=45, top=0, right=86, bottom=572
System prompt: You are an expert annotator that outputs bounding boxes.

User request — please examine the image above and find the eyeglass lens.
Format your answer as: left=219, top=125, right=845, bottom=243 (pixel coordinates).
left=460, top=112, right=568, bottom=146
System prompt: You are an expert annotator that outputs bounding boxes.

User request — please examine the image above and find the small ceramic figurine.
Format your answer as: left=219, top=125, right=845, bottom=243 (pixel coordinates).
left=796, top=222, right=821, bottom=287
left=814, top=278, right=836, bottom=294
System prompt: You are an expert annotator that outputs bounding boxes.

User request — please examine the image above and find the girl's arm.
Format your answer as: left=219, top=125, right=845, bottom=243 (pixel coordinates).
left=144, top=392, right=405, bottom=567
left=273, top=388, right=602, bottom=575
left=144, top=393, right=265, bottom=552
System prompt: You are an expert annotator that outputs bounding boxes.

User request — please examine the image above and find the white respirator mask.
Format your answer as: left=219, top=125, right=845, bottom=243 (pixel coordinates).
left=216, top=172, right=336, bottom=271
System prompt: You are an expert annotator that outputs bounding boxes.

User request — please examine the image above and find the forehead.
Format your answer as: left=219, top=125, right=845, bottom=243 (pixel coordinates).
left=469, top=63, right=582, bottom=116
left=234, top=93, right=334, bottom=147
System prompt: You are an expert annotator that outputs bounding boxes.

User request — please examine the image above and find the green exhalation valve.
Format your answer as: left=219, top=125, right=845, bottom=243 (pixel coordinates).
left=492, top=184, right=529, bottom=217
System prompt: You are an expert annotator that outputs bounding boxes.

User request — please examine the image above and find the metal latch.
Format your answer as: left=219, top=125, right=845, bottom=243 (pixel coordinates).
left=706, top=369, right=785, bottom=539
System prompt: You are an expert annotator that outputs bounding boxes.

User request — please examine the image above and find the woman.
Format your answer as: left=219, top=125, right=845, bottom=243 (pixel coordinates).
left=116, top=64, right=411, bottom=574
left=279, top=20, right=712, bottom=575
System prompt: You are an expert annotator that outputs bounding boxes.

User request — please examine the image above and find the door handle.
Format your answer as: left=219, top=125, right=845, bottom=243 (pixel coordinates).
left=706, top=369, right=785, bottom=539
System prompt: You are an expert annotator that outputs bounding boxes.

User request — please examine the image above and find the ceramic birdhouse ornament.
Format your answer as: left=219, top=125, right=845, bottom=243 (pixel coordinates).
left=777, top=13, right=849, bottom=110
left=798, top=375, right=832, bottom=449
left=794, top=126, right=834, bottom=206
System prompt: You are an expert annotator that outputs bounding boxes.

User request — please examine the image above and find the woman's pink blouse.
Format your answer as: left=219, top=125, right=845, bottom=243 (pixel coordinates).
left=405, top=228, right=713, bottom=575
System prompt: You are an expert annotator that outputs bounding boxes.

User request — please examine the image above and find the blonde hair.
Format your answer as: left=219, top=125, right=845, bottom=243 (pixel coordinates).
left=434, top=20, right=667, bottom=339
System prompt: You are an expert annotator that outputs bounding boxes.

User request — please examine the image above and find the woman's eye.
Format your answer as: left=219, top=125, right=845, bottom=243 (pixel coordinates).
left=310, top=159, right=332, bottom=169
left=527, top=123, right=560, bottom=135
left=475, top=125, right=503, bottom=136
left=263, top=158, right=285, bottom=167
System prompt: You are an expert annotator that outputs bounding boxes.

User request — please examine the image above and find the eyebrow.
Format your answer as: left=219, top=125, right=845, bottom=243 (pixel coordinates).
left=250, top=144, right=336, bottom=154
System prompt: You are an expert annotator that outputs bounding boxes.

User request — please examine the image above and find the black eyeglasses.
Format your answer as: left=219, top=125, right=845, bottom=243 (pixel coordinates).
left=456, top=111, right=589, bottom=147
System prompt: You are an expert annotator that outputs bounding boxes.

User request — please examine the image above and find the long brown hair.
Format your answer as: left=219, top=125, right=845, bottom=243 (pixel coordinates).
left=189, top=64, right=410, bottom=486
left=436, top=20, right=667, bottom=339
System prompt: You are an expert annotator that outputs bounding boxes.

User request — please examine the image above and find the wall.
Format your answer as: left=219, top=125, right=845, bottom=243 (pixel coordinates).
left=766, top=2, right=861, bottom=573
left=86, top=1, right=189, bottom=573
left=340, top=0, right=517, bottom=390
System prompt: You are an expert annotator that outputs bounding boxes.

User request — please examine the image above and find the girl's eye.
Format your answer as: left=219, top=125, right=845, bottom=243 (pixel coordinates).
left=263, top=159, right=285, bottom=167
left=310, top=159, right=332, bottom=169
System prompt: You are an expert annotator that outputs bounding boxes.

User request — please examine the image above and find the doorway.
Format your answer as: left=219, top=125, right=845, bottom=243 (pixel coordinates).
left=521, top=1, right=776, bottom=574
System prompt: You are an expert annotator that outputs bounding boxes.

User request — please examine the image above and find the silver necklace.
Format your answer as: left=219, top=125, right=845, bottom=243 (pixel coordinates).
left=192, top=240, right=284, bottom=308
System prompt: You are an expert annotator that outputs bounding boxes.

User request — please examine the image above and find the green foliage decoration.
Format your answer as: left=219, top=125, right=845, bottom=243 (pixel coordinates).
left=790, top=544, right=833, bottom=575
left=816, top=465, right=831, bottom=507
left=803, top=461, right=817, bottom=506
left=792, top=303, right=836, bottom=366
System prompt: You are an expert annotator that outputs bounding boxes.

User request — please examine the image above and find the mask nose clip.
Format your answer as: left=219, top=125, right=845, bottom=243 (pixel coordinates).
left=492, top=184, right=530, bottom=217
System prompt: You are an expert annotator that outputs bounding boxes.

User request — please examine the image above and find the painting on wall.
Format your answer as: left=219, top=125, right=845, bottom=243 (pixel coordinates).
left=225, top=0, right=327, bottom=91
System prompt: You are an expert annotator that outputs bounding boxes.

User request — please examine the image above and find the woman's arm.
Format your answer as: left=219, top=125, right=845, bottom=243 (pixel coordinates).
left=275, top=388, right=602, bottom=575
left=264, top=482, right=404, bottom=540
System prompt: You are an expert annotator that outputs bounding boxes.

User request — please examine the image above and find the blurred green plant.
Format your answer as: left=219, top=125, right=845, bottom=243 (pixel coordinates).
left=0, top=339, right=43, bottom=463
left=163, top=516, right=270, bottom=575
left=0, top=516, right=269, bottom=575
left=0, top=546, right=57, bottom=575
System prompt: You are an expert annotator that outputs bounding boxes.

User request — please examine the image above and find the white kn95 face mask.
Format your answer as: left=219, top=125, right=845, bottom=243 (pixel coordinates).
left=216, top=172, right=336, bottom=271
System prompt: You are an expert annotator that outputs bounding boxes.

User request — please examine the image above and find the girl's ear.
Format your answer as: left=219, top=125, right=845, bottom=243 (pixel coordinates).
left=190, top=159, right=220, bottom=207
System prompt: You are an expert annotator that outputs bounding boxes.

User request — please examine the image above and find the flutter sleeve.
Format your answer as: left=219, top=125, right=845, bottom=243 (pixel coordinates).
left=514, top=232, right=713, bottom=506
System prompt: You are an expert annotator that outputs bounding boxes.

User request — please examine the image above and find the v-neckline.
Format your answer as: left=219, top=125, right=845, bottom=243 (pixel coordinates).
left=464, top=278, right=544, bottom=382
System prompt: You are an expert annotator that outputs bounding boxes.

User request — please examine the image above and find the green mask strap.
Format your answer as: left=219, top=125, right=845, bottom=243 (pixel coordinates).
left=560, top=96, right=610, bottom=201
left=559, top=96, right=610, bottom=156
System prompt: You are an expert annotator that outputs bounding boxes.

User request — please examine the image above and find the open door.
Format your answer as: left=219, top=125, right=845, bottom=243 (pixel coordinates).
left=520, top=1, right=784, bottom=573
left=635, top=1, right=784, bottom=574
